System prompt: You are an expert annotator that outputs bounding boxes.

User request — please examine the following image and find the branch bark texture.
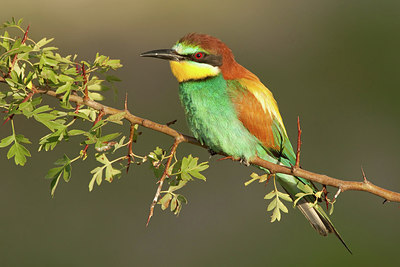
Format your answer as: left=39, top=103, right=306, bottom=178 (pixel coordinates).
left=2, top=79, right=400, bottom=203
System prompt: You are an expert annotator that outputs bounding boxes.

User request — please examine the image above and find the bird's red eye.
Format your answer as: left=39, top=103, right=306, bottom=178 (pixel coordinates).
left=194, top=52, right=204, bottom=59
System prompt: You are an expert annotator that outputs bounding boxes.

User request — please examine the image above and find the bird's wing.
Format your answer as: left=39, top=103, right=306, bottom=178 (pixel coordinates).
left=227, top=77, right=296, bottom=164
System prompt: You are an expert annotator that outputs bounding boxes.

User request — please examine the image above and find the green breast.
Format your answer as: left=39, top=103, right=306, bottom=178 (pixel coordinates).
left=178, top=74, right=261, bottom=160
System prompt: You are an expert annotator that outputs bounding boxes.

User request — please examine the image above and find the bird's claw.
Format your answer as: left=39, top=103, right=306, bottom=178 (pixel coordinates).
left=240, top=158, right=250, bottom=166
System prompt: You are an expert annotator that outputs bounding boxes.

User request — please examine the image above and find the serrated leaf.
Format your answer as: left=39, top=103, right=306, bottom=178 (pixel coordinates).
left=7, top=142, right=31, bottom=166
left=168, top=180, right=188, bottom=192
left=258, top=174, right=269, bottom=183
left=277, top=198, right=289, bottom=213
left=55, top=82, right=71, bottom=94
left=45, top=155, right=71, bottom=196
left=98, top=132, right=120, bottom=142
left=0, top=135, right=14, bottom=148
left=329, top=204, right=334, bottom=215
left=106, top=75, right=121, bottom=82
left=68, top=129, right=87, bottom=136
left=264, top=191, right=276, bottom=200
left=88, top=92, right=104, bottom=101
left=177, top=194, right=188, bottom=204
left=189, top=170, right=206, bottom=181
left=89, top=167, right=103, bottom=192
left=159, top=194, right=172, bottom=210
left=267, top=198, right=277, bottom=211
left=170, top=197, right=177, bottom=212
left=180, top=172, right=192, bottom=181
left=297, top=182, right=314, bottom=194
left=106, top=112, right=125, bottom=124
left=271, top=207, right=281, bottom=222
left=277, top=191, right=293, bottom=202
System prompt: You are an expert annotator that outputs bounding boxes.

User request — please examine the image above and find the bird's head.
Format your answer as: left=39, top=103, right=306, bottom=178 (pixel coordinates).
left=141, top=33, right=247, bottom=82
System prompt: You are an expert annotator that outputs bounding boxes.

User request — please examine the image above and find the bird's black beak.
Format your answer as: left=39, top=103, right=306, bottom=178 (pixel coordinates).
left=140, top=49, right=185, bottom=61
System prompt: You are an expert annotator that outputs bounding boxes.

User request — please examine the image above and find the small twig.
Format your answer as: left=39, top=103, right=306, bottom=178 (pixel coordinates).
left=322, top=185, right=329, bottom=209
left=126, top=123, right=136, bottom=173
left=124, top=92, right=128, bottom=111
left=333, top=188, right=342, bottom=201
left=81, top=109, right=105, bottom=157
left=166, top=119, right=177, bottom=126
left=265, top=173, right=274, bottom=187
left=2, top=91, right=36, bottom=125
left=361, top=166, right=368, bottom=183
left=82, top=63, right=89, bottom=101
left=8, top=24, right=30, bottom=76
left=294, top=116, right=302, bottom=169
left=146, top=137, right=183, bottom=226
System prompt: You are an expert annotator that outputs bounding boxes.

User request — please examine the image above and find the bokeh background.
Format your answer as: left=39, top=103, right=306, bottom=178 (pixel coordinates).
left=2, top=1, right=400, bottom=266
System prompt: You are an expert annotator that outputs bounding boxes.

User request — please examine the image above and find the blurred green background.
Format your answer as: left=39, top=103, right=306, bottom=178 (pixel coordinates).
left=2, top=0, right=400, bottom=266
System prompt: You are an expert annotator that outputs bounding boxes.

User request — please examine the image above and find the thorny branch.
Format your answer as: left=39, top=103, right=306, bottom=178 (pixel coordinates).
left=146, top=138, right=183, bottom=226
left=1, top=77, right=400, bottom=204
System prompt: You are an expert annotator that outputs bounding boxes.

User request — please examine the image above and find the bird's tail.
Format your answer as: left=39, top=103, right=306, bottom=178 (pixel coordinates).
left=276, top=173, right=352, bottom=254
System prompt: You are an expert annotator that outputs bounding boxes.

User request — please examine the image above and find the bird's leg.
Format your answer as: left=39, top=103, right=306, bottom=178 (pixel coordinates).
left=217, top=155, right=250, bottom=166
left=240, top=158, right=250, bottom=166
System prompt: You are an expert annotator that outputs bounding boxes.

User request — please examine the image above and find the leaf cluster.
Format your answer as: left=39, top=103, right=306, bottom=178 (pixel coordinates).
left=148, top=148, right=209, bottom=216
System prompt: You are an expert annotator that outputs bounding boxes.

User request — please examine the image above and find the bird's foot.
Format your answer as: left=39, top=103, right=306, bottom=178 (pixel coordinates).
left=240, top=158, right=250, bottom=166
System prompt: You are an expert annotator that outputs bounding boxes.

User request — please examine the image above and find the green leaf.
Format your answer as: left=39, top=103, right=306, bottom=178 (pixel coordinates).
left=329, top=203, right=334, bottom=215
left=277, top=198, right=288, bottom=213
left=68, top=129, right=87, bottom=136
left=264, top=190, right=275, bottom=200
left=55, top=82, right=71, bottom=94
left=98, top=132, right=120, bottom=143
left=159, top=194, right=172, bottom=210
left=167, top=180, right=187, bottom=192
left=88, top=92, right=104, bottom=101
left=277, top=191, right=293, bottom=202
left=297, top=182, right=314, bottom=194
left=271, top=206, right=281, bottom=222
left=45, top=155, right=72, bottom=196
left=106, top=75, right=121, bottom=82
left=89, top=167, right=103, bottom=192
left=7, top=142, right=31, bottom=166
left=177, top=194, right=188, bottom=204
left=0, top=135, right=14, bottom=148
left=34, top=38, right=54, bottom=50
left=170, top=197, right=178, bottom=212
left=106, top=112, right=125, bottom=124
left=267, top=198, right=277, bottom=212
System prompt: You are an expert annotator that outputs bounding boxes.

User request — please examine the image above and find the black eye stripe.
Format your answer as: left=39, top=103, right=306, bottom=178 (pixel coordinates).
left=186, top=53, right=222, bottom=67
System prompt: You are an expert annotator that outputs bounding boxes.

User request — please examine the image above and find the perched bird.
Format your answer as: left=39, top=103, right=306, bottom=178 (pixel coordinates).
left=141, top=33, right=351, bottom=253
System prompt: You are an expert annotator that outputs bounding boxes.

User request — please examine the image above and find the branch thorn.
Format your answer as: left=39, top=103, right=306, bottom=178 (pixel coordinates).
left=294, top=116, right=302, bottom=169
left=146, top=138, right=182, bottom=226
left=361, top=166, right=368, bottom=183
left=124, top=92, right=128, bottom=111
left=166, top=119, right=177, bottom=126
left=333, top=188, right=341, bottom=201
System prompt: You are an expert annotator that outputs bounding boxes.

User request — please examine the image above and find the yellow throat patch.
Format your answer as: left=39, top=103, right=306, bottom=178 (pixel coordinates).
left=169, top=61, right=220, bottom=82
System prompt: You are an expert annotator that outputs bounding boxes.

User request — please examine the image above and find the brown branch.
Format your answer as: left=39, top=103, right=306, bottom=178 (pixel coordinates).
left=146, top=138, right=183, bottom=226
left=81, top=63, right=89, bottom=101
left=126, top=123, right=136, bottom=173
left=294, top=116, right=302, bottom=169
left=1, top=79, right=399, bottom=203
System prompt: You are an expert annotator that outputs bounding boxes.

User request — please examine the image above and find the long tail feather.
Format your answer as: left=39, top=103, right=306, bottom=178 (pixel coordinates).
left=297, top=199, right=352, bottom=254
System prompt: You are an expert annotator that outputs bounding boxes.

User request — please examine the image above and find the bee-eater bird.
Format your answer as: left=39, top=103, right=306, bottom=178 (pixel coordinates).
left=141, top=33, right=351, bottom=253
